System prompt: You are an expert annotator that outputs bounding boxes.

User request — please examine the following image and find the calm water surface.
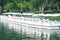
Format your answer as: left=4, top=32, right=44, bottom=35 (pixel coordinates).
left=0, top=21, right=40, bottom=40
left=0, top=19, right=60, bottom=40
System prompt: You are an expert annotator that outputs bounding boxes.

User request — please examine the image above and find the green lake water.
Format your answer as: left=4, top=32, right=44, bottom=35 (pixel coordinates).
left=0, top=21, right=40, bottom=40
left=0, top=20, right=60, bottom=40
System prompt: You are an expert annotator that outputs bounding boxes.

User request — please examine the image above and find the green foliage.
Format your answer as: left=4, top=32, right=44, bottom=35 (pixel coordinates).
left=5, top=3, right=15, bottom=10
left=0, top=0, right=60, bottom=13
left=17, top=3, right=25, bottom=8
left=0, top=6, right=1, bottom=10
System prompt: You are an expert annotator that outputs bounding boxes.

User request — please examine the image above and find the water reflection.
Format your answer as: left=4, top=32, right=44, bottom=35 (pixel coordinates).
left=0, top=20, right=41, bottom=40
left=0, top=18, right=60, bottom=40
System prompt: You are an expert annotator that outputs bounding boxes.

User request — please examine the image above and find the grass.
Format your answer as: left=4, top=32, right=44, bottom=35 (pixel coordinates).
left=44, top=16, right=60, bottom=20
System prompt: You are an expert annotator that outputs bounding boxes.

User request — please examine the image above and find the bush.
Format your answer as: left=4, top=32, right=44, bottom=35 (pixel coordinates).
left=4, top=3, right=15, bottom=11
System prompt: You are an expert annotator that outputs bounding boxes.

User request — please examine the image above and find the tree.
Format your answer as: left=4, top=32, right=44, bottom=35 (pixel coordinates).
left=0, top=0, right=60, bottom=13
left=5, top=3, right=15, bottom=11
left=0, top=0, right=6, bottom=13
